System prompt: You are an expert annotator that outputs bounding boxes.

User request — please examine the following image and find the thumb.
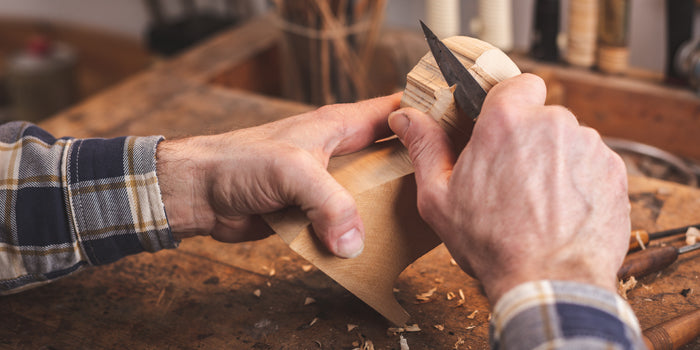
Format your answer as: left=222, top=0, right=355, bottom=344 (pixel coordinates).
left=287, top=160, right=365, bottom=259
left=388, top=107, right=456, bottom=190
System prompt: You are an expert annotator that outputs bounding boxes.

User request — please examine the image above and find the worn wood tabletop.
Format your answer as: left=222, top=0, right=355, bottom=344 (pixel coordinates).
left=2, top=15, right=699, bottom=350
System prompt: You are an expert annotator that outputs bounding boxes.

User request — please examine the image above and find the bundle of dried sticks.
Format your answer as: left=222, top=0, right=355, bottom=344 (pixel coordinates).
left=274, top=0, right=386, bottom=105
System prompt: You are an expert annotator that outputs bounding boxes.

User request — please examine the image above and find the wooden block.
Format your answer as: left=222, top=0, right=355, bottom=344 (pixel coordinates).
left=264, top=35, right=520, bottom=325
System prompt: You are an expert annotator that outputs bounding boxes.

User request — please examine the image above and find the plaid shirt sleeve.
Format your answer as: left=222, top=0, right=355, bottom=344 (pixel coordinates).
left=490, top=280, right=646, bottom=349
left=0, top=121, right=176, bottom=295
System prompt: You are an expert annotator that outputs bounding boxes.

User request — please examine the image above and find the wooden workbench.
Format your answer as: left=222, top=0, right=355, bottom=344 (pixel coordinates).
left=2, top=15, right=700, bottom=349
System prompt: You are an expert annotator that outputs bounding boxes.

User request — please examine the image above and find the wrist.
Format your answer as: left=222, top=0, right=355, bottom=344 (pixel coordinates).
left=156, top=138, right=215, bottom=240
left=480, top=263, right=619, bottom=306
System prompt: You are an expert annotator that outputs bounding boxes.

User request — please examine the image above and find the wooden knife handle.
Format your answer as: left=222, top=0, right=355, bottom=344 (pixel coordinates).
left=628, top=229, right=650, bottom=251
left=617, top=246, right=678, bottom=280
left=643, top=308, right=700, bottom=350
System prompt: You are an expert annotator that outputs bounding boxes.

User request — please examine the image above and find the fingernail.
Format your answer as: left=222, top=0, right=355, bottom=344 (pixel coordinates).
left=388, top=111, right=410, bottom=137
left=336, top=228, right=364, bottom=258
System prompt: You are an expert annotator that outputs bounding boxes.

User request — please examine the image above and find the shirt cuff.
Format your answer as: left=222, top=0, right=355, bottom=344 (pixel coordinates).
left=490, top=280, right=645, bottom=350
left=65, top=135, right=177, bottom=266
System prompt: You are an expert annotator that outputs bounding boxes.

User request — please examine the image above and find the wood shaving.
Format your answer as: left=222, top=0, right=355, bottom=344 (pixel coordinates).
left=362, top=340, right=375, bottom=350
left=387, top=327, right=403, bottom=335
left=308, top=317, right=318, bottom=327
left=454, top=299, right=465, bottom=307
left=352, top=341, right=360, bottom=347
left=434, top=324, right=445, bottom=331
left=302, top=264, right=313, bottom=272
left=304, top=297, right=316, bottom=306
left=465, top=325, right=476, bottom=330
left=266, top=281, right=271, bottom=287
left=404, top=324, right=421, bottom=332
left=268, top=267, right=276, bottom=277
left=434, top=277, right=445, bottom=284
left=416, top=287, right=438, bottom=302
left=347, top=324, right=359, bottom=332
left=280, top=256, right=291, bottom=261
left=446, top=292, right=456, bottom=300
left=453, top=337, right=465, bottom=349
left=656, top=187, right=672, bottom=196
left=393, top=288, right=400, bottom=293
left=458, top=289, right=465, bottom=300
left=618, top=276, right=637, bottom=300
left=686, top=227, right=700, bottom=245
left=488, top=313, right=492, bottom=321
left=399, top=335, right=409, bottom=350
left=450, top=258, right=458, bottom=266
left=253, top=289, right=261, bottom=298
left=467, top=310, right=478, bottom=319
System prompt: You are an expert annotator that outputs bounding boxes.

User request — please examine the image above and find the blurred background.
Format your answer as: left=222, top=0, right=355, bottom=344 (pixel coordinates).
left=0, top=0, right=698, bottom=186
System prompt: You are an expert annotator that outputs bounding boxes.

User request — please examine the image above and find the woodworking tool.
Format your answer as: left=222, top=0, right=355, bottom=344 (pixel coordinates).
left=643, top=308, right=700, bottom=350
left=530, top=0, right=560, bottom=62
left=420, top=20, right=487, bottom=120
left=629, top=223, right=700, bottom=251
left=618, top=242, right=700, bottom=280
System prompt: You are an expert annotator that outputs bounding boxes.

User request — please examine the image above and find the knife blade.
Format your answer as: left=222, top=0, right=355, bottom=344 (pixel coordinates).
left=419, top=20, right=487, bottom=120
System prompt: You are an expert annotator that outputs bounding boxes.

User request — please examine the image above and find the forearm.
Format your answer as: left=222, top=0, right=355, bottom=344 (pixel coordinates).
left=490, top=280, right=646, bottom=350
left=0, top=122, right=176, bottom=295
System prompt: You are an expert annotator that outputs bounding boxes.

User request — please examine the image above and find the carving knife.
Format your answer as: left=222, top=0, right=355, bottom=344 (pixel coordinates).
left=419, top=20, right=487, bottom=120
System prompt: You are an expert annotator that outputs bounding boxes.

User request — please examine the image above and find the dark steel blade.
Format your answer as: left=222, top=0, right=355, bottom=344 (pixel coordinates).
left=419, top=20, right=487, bottom=120
left=649, top=223, right=700, bottom=240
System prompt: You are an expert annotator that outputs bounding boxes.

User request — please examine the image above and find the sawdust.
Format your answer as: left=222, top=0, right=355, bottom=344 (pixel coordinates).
left=416, top=287, right=438, bottom=302
left=450, top=258, right=458, bottom=266
left=387, top=324, right=421, bottom=335
left=446, top=292, right=456, bottom=300
left=302, top=264, right=313, bottom=272
left=686, top=227, right=699, bottom=245
left=304, top=297, right=316, bottom=306
left=253, top=289, right=261, bottom=298
left=399, top=335, right=409, bottom=350
left=434, top=324, right=445, bottom=331
left=453, top=337, right=465, bottom=349
left=618, top=276, right=638, bottom=299
left=347, top=324, right=359, bottom=332
left=467, top=310, right=478, bottom=319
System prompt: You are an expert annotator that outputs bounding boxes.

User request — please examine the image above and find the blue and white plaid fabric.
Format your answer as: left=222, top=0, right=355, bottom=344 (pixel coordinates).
left=0, top=122, right=176, bottom=295
left=491, top=280, right=645, bottom=349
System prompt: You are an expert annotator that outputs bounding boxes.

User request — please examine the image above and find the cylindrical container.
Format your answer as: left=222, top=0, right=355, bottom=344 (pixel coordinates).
left=425, top=0, right=461, bottom=38
left=530, top=0, right=561, bottom=61
left=566, top=0, right=599, bottom=68
left=597, top=0, right=630, bottom=74
left=473, top=0, right=513, bottom=51
left=5, top=37, right=78, bottom=122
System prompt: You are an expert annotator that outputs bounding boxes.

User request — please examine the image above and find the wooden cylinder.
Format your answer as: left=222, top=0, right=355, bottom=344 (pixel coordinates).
left=425, top=0, right=461, bottom=38
left=566, top=0, right=599, bottom=68
left=475, top=0, right=513, bottom=51
left=597, top=0, right=630, bottom=74
left=643, top=308, right=700, bottom=350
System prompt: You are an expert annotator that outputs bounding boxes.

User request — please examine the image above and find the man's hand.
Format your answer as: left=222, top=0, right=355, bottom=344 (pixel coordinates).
left=388, top=74, right=630, bottom=304
left=156, top=93, right=401, bottom=259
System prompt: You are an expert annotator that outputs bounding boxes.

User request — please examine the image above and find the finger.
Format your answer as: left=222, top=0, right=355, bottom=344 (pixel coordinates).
left=299, top=93, right=402, bottom=156
left=284, top=160, right=365, bottom=259
left=388, top=107, right=455, bottom=193
left=481, top=73, right=547, bottom=115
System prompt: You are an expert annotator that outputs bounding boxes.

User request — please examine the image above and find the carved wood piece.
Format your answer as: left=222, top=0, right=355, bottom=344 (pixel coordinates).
left=264, top=36, right=520, bottom=325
